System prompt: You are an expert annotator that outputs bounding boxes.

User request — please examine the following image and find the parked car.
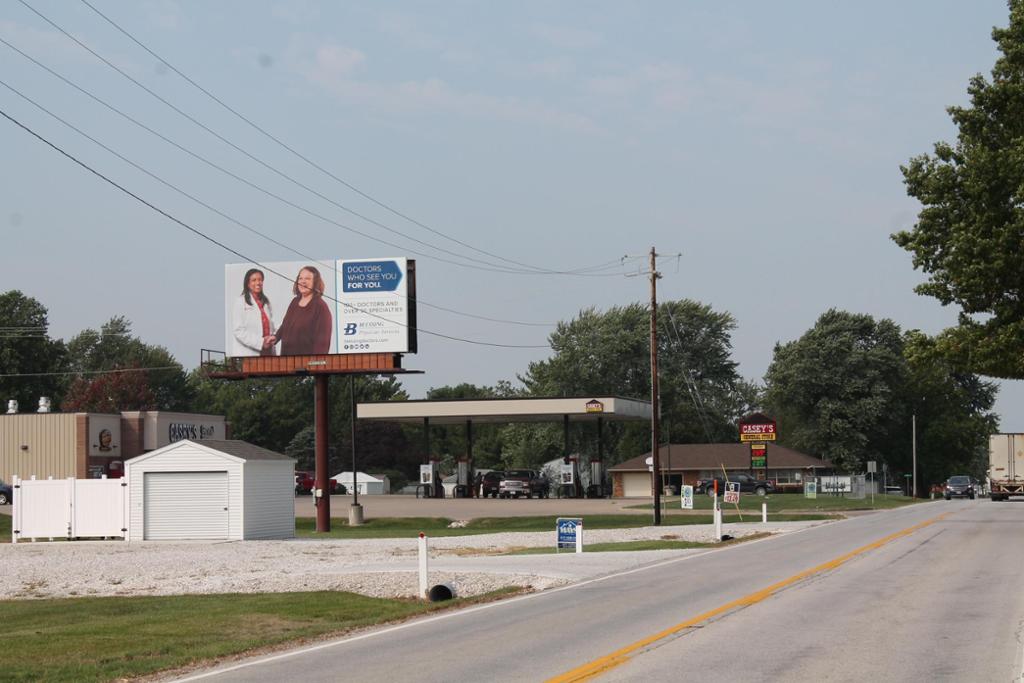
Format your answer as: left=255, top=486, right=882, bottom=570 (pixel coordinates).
left=944, top=475, right=976, bottom=500
left=695, top=473, right=774, bottom=497
left=480, top=470, right=504, bottom=498
left=499, top=470, right=550, bottom=499
left=294, top=471, right=343, bottom=495
left=0, top=478, right=11, bottom=505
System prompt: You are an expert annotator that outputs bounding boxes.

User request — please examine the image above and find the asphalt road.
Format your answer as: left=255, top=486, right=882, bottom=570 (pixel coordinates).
left=177, top=499, right=1024, bottom=682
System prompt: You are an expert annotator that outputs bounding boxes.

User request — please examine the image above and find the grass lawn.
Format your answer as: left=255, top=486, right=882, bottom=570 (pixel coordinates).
left=0, top=589, right=517, bottom=682
left=627, top=492, right=921, bottom=513
left=0, top=513, right=9, bottom=542
left=295, top=512, right=836, bottom=538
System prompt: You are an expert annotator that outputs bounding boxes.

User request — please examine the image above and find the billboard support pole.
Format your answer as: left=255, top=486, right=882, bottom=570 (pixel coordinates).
left=315, top=374, right=330, bottom=532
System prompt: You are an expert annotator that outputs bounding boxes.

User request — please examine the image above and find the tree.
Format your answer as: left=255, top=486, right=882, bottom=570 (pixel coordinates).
left=63, top=366, right=156, bottom=412
left=0, top=291, right=68, bottom=410
left=763, top=310, right=906, bottom=473
left=419, top=383, right=506, bottom=469
left=764, top=310, right=999, bottom=488
left=191, top=374, right=314, bottom=454
left=896, top=331, right=998, bottom=486
left=520, top=300, right=750, bottom=465
left=893, top=1, right=1024, bottom=378
left=193, top=372, right=415, bottom=476
left=66, top=317, right=192, bottom=410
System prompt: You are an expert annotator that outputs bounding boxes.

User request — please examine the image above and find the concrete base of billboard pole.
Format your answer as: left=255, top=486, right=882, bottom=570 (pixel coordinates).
left=349, top=503, right=364, bottom=526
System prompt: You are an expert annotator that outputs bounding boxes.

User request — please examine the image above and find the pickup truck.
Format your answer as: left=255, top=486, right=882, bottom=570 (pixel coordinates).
left=499, top=470, right=550, bottom=499
left=695, top=473, right=774, bottom=497
left=295, top=471, right=343, bottom=495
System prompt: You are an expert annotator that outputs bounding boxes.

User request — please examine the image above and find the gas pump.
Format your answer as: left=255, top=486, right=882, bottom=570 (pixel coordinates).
left=419, top=461, right=443, bottom=498
left=561, top=455, right=582, bottom=498
left=455, top=457, right=471, bottom=498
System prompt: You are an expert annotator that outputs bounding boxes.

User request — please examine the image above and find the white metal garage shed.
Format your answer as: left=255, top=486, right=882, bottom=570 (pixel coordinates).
left=124, top=439, right=295, bottom=541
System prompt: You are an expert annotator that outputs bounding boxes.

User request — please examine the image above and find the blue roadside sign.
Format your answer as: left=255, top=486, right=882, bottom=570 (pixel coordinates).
left=557, top=517, right=582, bottom=550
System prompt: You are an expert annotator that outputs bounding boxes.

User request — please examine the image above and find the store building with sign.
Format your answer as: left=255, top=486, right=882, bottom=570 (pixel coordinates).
left=1, top=409, right=228, bottom=482
left=608, top=443, right=832, bottom=497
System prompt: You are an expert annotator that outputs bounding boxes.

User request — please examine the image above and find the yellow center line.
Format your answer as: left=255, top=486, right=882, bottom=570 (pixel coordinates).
left=547, top=511, right=953, bottom=683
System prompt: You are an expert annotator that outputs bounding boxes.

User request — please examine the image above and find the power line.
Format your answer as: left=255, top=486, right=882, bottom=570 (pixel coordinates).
left=0, top=75, right=558, bottom=328
left=21, top=0, right=627, bottom=278
left=0, top=366, right=181, bottom=378
left=0, top=106, right=551, bottom=350
left=0, top=36, right=537, bottom=277
left=78, top=0, right=627, bottom=278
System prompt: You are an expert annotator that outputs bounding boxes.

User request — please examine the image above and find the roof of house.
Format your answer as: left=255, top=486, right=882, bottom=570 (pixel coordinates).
left=189, top=439, right=293, bottom=461
left=608, top=443, right=831, bottom=472
left=124, top=439, right=293, bottom=465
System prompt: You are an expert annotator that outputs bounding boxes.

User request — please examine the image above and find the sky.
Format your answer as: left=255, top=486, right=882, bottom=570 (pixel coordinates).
left=2, top=1, right=1022, bottom=430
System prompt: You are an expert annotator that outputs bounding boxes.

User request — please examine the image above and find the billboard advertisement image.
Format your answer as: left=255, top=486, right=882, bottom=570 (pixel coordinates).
left=224, top=257, right=412, bottom=358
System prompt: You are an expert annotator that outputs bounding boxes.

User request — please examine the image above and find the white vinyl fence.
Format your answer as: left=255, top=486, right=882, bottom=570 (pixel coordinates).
left=12, top=476, right=128, bottom=543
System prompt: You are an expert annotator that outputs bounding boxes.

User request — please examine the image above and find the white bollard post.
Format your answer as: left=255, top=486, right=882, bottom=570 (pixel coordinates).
left=575, top=520, right=583, bottom=554
left=418, top=532, right=428, bottom=599
left=762, top=502, right=767, bottom=523
left=713, top=497, right=722, bottom=542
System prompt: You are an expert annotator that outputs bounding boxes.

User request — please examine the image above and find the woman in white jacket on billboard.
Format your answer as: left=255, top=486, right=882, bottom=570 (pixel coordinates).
left=231, top=268, right=277, bottom=356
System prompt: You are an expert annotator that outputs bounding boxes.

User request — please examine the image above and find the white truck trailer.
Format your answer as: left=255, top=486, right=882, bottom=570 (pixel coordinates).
left=988, top=434, right=1024, bottom=501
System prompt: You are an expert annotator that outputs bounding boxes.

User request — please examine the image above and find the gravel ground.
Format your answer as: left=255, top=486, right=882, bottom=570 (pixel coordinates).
left=0, top=520, right=829, bottom=601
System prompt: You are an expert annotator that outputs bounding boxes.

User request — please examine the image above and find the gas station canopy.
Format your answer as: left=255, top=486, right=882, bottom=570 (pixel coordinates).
left=357, top=396, right=651, bottom=425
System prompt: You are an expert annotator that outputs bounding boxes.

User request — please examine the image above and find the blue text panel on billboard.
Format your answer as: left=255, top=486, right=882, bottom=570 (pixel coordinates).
left=342, top=260, right=404, bottom=292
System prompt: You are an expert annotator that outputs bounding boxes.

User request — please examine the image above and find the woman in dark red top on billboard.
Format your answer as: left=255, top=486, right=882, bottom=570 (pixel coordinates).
left=274, top=265, right=333, bottom=355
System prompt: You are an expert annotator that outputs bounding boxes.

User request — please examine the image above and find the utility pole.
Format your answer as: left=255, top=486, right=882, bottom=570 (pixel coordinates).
left=650, top=246, right=662, bottom=526
left=912, top=412, right=917, bottom=499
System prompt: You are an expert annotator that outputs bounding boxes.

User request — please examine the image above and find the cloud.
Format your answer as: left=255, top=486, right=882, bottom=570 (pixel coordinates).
left=294, top=40, right=601, bottom=134
left=378, top=11, right=443, bottom=51
left=271, top=1, right=321, bottom=25
left=585, top=62, right=697, bottom=110
left=527, top=57, right=576, bottom=79
left=531, top=24, right=602, bottom=50
left=141, top=0, right=184, bottom=31
left=310, top=44, right=367, bottom=80
left=0, top=19, right=142, bottom=74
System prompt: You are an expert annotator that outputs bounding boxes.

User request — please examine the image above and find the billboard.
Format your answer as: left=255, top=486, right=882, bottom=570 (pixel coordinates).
left=224, top=258, right=414, bottom=358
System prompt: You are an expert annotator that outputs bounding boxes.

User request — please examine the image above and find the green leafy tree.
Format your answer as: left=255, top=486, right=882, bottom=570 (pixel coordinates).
left=895, top=332, right=998, bottom=487
left=893, top=1, right=1024, bottom=378
left=520, top=300, right=750, bottom=466
left=195, top=372, right=414, bottom=475
left=763, top=310, right=906, bottom=473
left=0, top=291, right=68, bottom=409
left=66, top=317, right=192, bottom=410
left=191, top=374, right=313, bottom=454
left=420, top=383, right=506, bottom=469
left=764, top=311, right=998, bottom=489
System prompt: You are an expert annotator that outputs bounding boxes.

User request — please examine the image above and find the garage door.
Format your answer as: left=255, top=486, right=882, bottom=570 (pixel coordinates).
left=622, top=472, right=653, bottom=497
left=143, top=471, right=229, bottom=540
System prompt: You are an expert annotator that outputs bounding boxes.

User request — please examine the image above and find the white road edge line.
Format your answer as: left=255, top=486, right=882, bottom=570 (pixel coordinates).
left=172, top=521, right=828, bottom=681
